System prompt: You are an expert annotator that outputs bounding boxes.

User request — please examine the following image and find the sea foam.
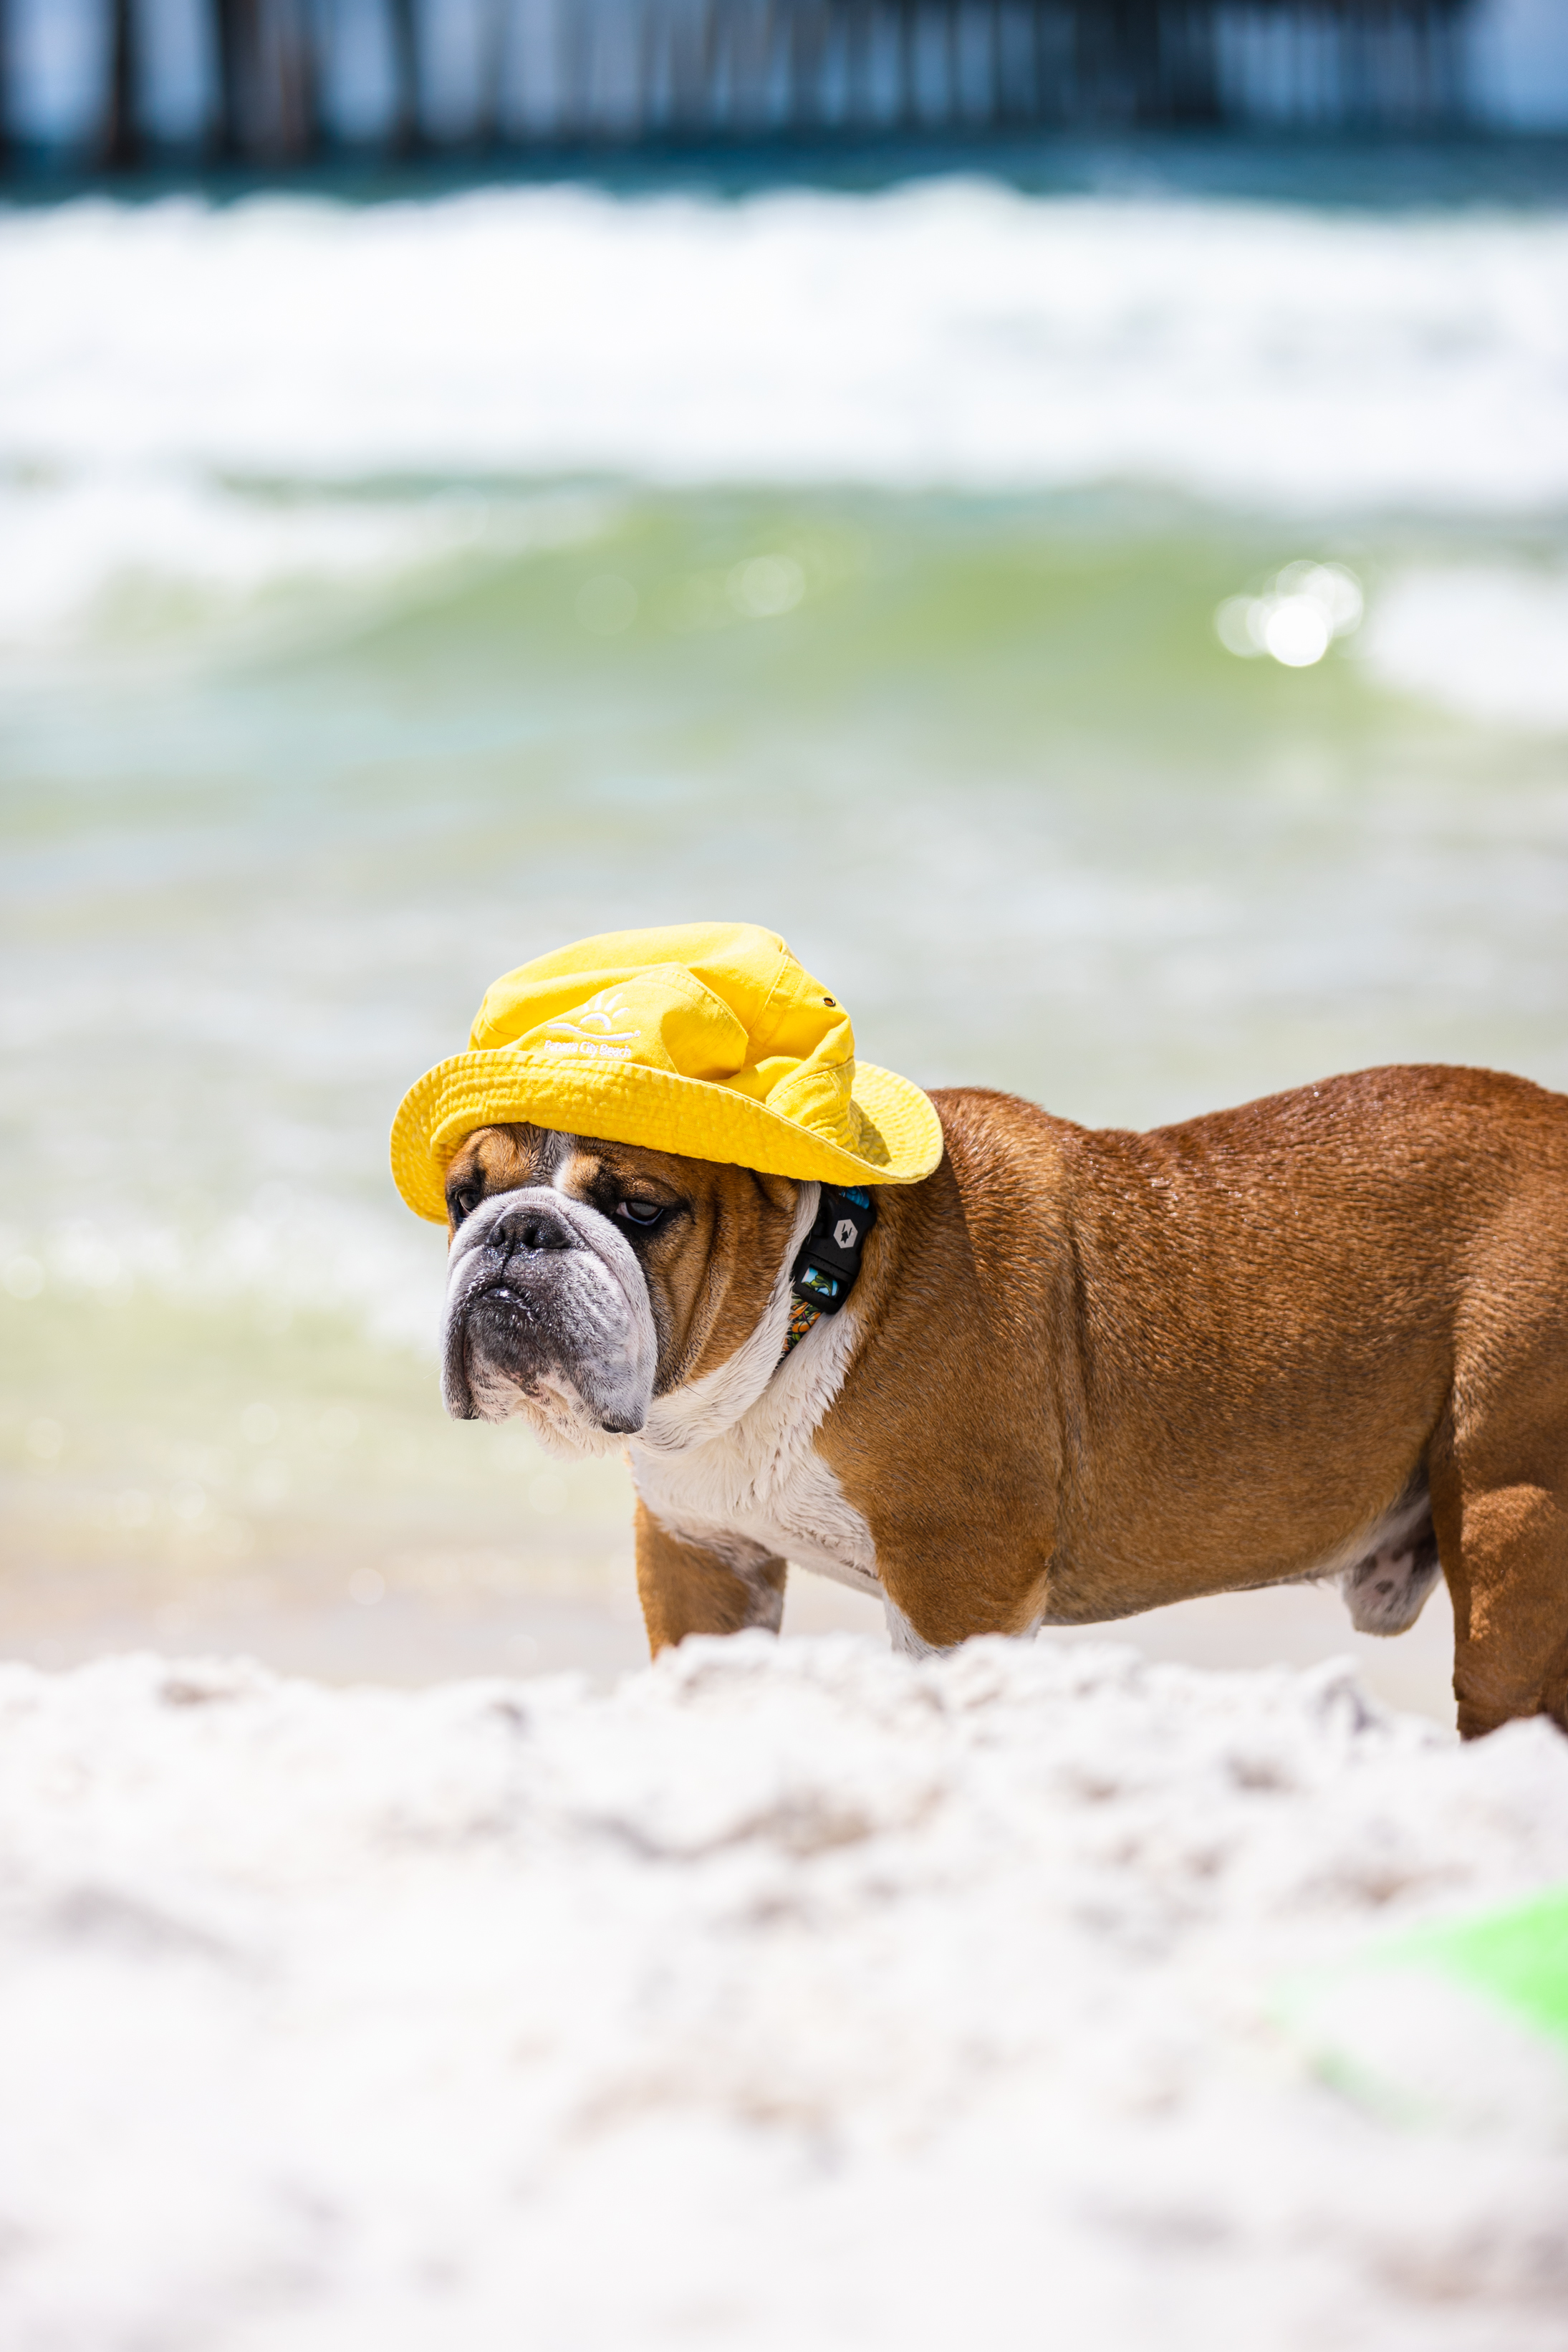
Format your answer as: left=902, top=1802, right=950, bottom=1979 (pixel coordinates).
left=2, top=181, right=1566, bottom=508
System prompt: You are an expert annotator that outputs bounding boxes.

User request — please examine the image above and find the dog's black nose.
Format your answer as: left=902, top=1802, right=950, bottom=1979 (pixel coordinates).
left=489, top=1201, right=579, bottom=1255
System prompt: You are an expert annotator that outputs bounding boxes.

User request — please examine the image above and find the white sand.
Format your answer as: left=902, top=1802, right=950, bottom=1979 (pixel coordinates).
left=1, top=1634, right=1566, bottom=2350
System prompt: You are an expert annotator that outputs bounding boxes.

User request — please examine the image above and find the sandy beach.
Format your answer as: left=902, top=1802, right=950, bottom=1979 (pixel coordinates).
left=1, top=1633, right=1565, bottom=2351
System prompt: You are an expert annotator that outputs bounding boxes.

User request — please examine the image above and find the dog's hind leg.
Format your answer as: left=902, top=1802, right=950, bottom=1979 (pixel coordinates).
left=1431, top=1425, right=1568, bottom=1741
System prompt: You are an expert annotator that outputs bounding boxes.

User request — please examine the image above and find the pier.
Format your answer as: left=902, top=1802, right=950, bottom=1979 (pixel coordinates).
left=3, top=0, right=1477, bottom=171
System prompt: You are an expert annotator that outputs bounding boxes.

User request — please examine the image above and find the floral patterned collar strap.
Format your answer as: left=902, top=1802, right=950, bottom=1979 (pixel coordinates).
left=777, top=1184, right=877, bottom=1363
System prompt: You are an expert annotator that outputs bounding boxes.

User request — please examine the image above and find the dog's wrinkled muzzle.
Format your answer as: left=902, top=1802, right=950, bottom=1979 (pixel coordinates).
left=441, top=1187, right=659, bottom=1448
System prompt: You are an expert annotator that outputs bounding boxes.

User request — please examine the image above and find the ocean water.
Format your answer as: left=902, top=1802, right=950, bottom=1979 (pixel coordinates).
left=4, top=168, right=1566, bottom=1701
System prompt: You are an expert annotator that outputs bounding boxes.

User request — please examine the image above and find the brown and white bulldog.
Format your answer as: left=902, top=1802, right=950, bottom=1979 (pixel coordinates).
left=438, top=1064, right=1568, bottom=1739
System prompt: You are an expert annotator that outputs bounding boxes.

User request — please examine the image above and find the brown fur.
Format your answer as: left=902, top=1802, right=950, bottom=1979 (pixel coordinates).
left=634, top=1499, right=787, bottom=1650
left=446, top=1067, right=1568, bottom=1739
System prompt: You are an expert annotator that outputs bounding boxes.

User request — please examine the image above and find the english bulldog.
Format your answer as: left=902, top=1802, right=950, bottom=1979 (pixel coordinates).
left=438, top=1065, right=1568, bottom=1739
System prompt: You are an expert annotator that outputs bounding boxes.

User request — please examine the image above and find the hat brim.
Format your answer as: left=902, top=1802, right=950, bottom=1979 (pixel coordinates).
left=390, top=1050, right=943, bottom=1223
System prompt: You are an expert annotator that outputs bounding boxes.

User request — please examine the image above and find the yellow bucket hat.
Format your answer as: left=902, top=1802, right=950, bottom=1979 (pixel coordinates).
left=390, top=921, right=943, bottom=1224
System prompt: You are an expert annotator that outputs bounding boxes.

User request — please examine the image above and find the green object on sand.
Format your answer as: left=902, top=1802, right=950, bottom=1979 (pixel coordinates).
left=1283, top=1887, right=1568, bottom=2134
left=1399, top=1887, right=1568, bottom=2053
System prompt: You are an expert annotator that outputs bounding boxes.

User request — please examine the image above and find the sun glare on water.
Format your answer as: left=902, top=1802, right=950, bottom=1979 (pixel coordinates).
left=1214, top=560, right=1365, bottom=668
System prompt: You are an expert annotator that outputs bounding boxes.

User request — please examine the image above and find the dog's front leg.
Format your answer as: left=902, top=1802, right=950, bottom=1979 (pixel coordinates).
left=633, top=1499, right=787, bottom=1656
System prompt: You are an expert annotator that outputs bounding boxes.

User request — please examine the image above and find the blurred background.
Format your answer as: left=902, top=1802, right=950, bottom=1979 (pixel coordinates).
left=3, top=0, right=1567, bottom=1721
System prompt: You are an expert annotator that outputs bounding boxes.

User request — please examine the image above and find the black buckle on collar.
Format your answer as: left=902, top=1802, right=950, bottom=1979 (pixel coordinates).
left=790, top=1183, right=877, bottom=1317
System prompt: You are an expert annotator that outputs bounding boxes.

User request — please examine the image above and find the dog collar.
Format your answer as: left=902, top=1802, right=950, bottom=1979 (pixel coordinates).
left=778, top=1184, right=877, bottom=1360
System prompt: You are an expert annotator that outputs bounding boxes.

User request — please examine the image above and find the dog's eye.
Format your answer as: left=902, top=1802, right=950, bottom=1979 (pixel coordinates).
left=615, top=1199, right=665, bottom=1230
left=448, top=1184, right=482, bottom=1228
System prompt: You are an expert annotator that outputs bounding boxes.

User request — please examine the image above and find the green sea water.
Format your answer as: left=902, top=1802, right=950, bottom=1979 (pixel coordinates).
left=6, top=484, right=1566, bottom=1646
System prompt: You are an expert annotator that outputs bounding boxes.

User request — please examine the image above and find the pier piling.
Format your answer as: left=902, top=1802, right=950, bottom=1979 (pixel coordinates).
left=0, top=0, right=1478, bottom=175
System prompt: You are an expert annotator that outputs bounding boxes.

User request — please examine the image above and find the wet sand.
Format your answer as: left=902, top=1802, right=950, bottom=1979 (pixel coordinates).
left=0, top=1549, right=1458, bottom=1726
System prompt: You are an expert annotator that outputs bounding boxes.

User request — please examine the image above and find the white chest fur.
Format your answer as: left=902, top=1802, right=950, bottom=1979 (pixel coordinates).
left=627, top=1186, right=880, bottom=1596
